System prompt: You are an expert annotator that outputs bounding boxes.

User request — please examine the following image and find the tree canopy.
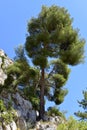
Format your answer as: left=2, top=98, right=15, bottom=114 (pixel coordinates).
left=25, top=5, right=85, bottom=67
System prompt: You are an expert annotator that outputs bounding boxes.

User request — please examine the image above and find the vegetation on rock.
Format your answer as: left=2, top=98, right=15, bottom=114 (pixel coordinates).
left=0, top=99, right=16, bottom=124
left=47, top=106, right=65, bottom=118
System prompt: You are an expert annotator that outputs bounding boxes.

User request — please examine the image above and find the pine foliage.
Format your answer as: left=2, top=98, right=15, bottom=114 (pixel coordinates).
left=75, top=89, right=87, bottom=120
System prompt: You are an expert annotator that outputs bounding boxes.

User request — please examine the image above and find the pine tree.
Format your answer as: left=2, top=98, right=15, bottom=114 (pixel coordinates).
left=4, top=45, right=38, bottom=92
left=25, top=5, right=85, bottom=119
left=75, top=89, right=87, bottom=120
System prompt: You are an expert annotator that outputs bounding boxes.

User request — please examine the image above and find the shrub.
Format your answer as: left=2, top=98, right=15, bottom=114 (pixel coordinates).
left=0, top=99, right=16, bottom=124
left=1, top=111, right=14, bottom=124
left=57, top=116, right=87, bottom=130
left=0, top=100, right=6, bottom=112
left=47, top=106, right=65, bottom=118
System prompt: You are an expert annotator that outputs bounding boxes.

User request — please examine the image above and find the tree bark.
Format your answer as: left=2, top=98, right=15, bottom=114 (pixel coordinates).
left=39, top=68, right=45, bottom=119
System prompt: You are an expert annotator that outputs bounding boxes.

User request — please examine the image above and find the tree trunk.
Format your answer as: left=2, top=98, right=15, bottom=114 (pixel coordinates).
left=39, top=68, right=45, bottom=119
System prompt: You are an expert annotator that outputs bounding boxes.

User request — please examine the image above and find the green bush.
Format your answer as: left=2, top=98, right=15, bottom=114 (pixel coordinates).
left=1, top=111, right=14, bottom=124
left=0, top=100, right=6, bottom=112
left=47, top=106, right=65, bottom=118
left=57, top=116, right=87, bottom=130
left=0, top=99, right=16, bottom=124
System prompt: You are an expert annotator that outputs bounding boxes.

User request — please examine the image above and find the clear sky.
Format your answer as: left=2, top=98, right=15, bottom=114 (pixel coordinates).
left=0, top=0, right=87, bottom=118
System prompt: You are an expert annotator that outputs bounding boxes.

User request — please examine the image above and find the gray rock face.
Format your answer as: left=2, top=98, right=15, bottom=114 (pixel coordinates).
left=0, top=49, right=13, bottom=85
left=0, top=92, right=36, bottom=130
left=12, top=92, right=36, bottom=122
left=0, top=49, right=36, bottom=130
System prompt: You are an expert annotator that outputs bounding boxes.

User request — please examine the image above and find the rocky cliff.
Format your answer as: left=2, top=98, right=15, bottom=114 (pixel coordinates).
left=0, top=49, right=36, bottom=130
left=0, top=49, right=64, bottom=130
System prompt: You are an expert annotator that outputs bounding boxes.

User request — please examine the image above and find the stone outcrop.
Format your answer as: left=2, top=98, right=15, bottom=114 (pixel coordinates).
left=0, top=49, right=36, bottom=130
left=0, top=49, right=13, bottom=85
left=2, top=121, right=17, bottom=130
left=35, top=121, right=57, bottom=130
left=33, top=115, right=65, bottom=130
left=0, top=91, right=37, bottom=130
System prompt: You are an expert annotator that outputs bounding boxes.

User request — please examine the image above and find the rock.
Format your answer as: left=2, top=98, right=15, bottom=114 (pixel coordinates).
left=12, top=92, right=36, bottom=121
left=43, top=115, right=49, bottom=121
left=28, top=110, right=36, bottom=122
left=0, top=69, right=7, bottom=85
left=35, top=121, right=57, bottom=130
left=0, top=49, right=13, bottom=85
left=2, top=122, right=11, bottom=130
left=15, top=110, right=21, bottom=118
left=0, top=125, right=3, bottom=130
left=0, top=50, right=6, bottom=57
left=10, top=121, right=17, bottom=130
left=13, top=92, right=32, bottom=110
left=1, top=91, right=36, bottom=130
left=48, top=116, right=56, bottom=122
left=17, top=117, right=27, bottom=130
left=43, top=115, right=64, bottom=124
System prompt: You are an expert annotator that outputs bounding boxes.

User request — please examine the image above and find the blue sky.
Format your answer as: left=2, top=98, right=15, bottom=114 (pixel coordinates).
left=0, top=0, right=87, bottom=118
